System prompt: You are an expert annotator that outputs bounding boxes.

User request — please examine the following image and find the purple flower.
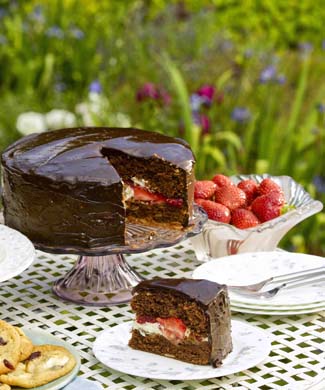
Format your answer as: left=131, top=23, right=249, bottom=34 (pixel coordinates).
left=190, top=94, right=204, bottom=112
left=259, top=66, right=277, bottom=83
left=136, top=83, right=171, bottom=106
left=70, top=27, right=84, bottom=40
left=89, top=80, right=102, bottom=94
left=196, top=85, right=215, bottom=105
left=313, top=176, right=325, bottom=194
left=193, top=112, right=210, bottom=134
left=298, top=42, right=313, bottom=53
left=316, top=103, right=325, bottom=113
left=46, top=26, right=64, bottom=39
left=276, top=74, right=286, bottom=84
left=231, top=107, right=251, bottom=123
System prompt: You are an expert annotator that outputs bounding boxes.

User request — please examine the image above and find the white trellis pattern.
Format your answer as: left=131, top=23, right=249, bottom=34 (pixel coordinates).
left=0, top=241, right=324, bottom=389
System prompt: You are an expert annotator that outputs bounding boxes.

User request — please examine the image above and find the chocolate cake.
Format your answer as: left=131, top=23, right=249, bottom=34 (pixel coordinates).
left=1, top=127, right=195, bottom=249
left=129, top=278, right=233, bottom=366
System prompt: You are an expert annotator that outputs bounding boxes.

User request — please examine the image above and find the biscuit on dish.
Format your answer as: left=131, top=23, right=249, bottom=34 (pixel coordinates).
left=0, top=320, right=21, bottom=375
left=0, top=344, right=76, bottom=388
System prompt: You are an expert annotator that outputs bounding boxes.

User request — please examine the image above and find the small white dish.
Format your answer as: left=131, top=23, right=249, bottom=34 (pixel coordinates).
left=11, top=328, right=81, bottom=390
left=93, top=320, right=272, bottom=380
left=0, top=224, right=35, bottom=283
left=192, top=251, right=325, bottom=307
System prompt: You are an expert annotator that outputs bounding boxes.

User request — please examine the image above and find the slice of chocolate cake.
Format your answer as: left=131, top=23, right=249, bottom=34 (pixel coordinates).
left=129, top=278, right=233, bottom=367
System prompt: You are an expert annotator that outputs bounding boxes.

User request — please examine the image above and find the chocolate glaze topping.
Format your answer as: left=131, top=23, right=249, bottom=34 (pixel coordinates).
left=133, top=277, right=226, bottom=307
left=2, top=127, right=195, bottom=184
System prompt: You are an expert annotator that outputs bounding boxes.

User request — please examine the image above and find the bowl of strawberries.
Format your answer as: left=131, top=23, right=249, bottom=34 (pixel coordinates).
left=190, top=173, right=323, bottom=261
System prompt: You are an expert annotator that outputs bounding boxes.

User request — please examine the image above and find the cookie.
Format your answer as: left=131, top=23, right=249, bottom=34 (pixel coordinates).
left=0, top=383, right=11, bottom=389
left=0, top=320, right=21, bottom=375
left=0, top=344, right=76, bottom=388
left=14, top=328, right=33, bottom=362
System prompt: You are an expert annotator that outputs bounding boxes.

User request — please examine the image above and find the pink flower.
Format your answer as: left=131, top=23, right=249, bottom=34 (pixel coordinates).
left=136, top=83, right=171, bottom=106
left=196, top=85, right=215, bottom=105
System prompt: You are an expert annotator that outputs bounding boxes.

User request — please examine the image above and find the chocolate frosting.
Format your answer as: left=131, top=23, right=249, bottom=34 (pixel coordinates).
left=2, top=127, right=195, bottom=184
left=132, top=277, right=226, bottom=307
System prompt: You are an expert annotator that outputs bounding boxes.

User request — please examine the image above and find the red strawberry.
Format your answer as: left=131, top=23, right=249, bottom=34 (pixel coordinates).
left=214, top=185, right=246, bottom=211
left=258, top=178, right=284, bottom=196
left=132, top=186, right=164, bottom=202
left=237, top=179, right=258, bottom=205
left=211, top=174, right=234, bottom=188
left=231, top=208, right=260, bottom=229
left=157, top=317, right=186, bottom=345
left=166, top=198, right=183, bottom=208
left=194, top=180, right=217, bottom=199
left=196, top=199, right=231, bottom=223
left=251, top=191, right=286, bottom=222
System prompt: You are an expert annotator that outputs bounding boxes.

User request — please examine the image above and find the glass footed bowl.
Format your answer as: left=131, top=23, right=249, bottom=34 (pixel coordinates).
left=190, top=174, right=323, bottom=261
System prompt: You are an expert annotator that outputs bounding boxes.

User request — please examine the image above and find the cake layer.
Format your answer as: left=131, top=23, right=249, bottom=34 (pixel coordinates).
left=1, top=127, right=195, bottom=249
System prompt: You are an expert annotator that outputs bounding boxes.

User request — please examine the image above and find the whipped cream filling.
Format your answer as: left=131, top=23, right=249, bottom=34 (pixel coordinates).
left=133, top=320, right=192, bottom=338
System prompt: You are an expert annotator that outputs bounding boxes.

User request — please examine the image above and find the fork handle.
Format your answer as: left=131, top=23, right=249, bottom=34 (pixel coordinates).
left=270, top=267, right=325, bottom=284
left=279, top=274, right=325, bottom=290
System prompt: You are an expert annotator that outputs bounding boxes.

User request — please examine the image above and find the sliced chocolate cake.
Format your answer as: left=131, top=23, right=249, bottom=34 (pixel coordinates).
left=129, top=278, right=233, bottom=367
left=1, top=127, right=195, bottom=250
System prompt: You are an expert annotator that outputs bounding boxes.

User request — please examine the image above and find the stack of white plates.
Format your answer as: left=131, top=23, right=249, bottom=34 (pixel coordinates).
left=192, top=251, right=325, bottom=315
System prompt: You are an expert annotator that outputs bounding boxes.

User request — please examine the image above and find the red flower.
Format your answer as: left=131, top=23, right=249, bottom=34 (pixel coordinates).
left=136, top=83, right=171, bottom=106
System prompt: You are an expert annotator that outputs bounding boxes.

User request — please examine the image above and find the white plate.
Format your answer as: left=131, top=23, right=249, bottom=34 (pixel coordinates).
left=11, top=328, right=81, bottom=390
left=192, top=251, right=325, bottom=307
left=93, top=320, right=272, bottom=380
left=0, top=225, right=35, bottom=283
left=231, top=298, right=325, bottom=310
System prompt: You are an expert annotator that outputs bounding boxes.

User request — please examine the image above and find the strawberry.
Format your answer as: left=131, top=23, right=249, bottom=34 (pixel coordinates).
left=196, top=199, right=231, bottom=223
left=258, top=178, right=284, bottom=197
left=157, top=317, right=187, bottom=345
left=166, top=198, right=184, bottom=208
left=251, top=191, right=286, bottom=222
left=237, top=179, right=258, bottom=205
left=214, top=185, right=246, bottom=210
left=194, top=180, right=217, bottom=199
left=132, top=185, right=165, bottom=202
left=231, top=208, right=260, bottom=229
left=211, top=174, right=234, bottom=188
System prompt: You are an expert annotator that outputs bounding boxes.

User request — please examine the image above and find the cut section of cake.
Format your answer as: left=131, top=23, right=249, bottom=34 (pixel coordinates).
left=1, top=127, right=195, bottom=249
left=129, top=278, right=233, bottom=367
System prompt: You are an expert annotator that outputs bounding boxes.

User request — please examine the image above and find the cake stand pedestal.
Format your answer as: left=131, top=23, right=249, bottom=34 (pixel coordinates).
left=36, top=206, right=206, bottom=306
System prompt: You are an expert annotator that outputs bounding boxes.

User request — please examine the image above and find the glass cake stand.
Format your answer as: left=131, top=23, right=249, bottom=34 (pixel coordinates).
left=35, top=205, right=207, bottom=306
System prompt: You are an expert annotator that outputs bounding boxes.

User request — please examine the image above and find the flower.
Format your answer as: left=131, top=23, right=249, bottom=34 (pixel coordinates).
left=136, top=83, right=171, bottom=105
left=190, top=94, right=204, bottom=112
left=70, top=27, right=84, bottom=40
left=313, top=175, right=325, bottom=194
left=316, top=103, right=325, bottom=113
left=193, top=112, right=210, bottom=134
left=196, top=85, right=215, bottom=105
left=276, top=74, right=286, bottom=84
left=231, top=107, right=251, bottom=123
left=45, top=109, right=76, bottom=130
left=89, top=80, right=102, bottom=94
left=29, top=5, right=44, bottom=23
left=46, top=26, right=64, bottom=39
left=298, top=41, right=313, bottom=53
left=16, top=112, right=47, bottom=136
left=259, top=65, right=277, bottom=83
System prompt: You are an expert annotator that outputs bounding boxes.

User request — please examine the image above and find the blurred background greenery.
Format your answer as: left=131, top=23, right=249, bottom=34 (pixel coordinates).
left=0, top=0, right=324, bottom=254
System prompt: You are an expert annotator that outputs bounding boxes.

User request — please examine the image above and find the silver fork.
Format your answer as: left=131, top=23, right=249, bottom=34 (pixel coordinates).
left=229, top=266, right=325, bottom=292
left=230, top=274, right=325, bottom=299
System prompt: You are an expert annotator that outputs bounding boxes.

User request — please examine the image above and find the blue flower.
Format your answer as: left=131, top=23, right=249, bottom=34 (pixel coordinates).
left=298, top=41, right=313, bottom=53
left=29, top=5, right=44, bottom=23
left=55, top=82, right=66, bottom=93
left=0, top=7, right=7, bottom=19
left=231, top=107, right=251, bottom=123
left=89, top=80, right=102, bottom=94
left=316, top=103, right=325, bottom=113
left=259, top=65, right=277, bottom=83
left=70, top=27, right=84, bottom=40
left=0, top=35, right=7, bottom=45
left=190, top=94, right=204, bottom=112
left=313, top=176, right=325, bottom=194
left=276, top=74, right=286, bottom=84
left=46, top=26, right=64, bottom=39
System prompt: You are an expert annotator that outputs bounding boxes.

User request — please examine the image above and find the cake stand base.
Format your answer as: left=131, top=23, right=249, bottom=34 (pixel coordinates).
left=52, top=254, right=143, bottom=306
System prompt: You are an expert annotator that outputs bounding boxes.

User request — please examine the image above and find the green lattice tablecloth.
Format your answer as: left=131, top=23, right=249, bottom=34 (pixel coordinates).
left=0, top=241, right=324, bottom=389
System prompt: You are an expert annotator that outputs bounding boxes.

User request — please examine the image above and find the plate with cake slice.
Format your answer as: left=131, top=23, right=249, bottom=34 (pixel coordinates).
left=0, top=225, right=35, bottom=283
left=93, top=278, right=272, bottom=380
